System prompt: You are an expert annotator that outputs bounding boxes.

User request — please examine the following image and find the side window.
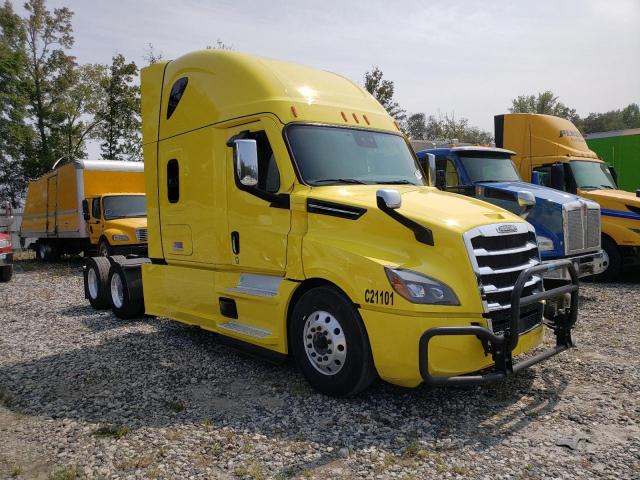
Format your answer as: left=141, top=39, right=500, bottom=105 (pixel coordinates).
left=533, top=165, right=552, bottom=187
left=250, top=131, right=280, bottom=193
left=167, top=159, right=179, bottom=203
left=92, top=198, right=101, bottom=219
left=167, top=77, right=188, bottom=119
left=445, top=157, right=460, bottom=188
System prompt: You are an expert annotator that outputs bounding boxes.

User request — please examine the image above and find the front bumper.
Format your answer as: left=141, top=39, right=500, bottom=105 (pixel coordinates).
left=111, top=244, right=148, bottom=257
left=542, top=250, right=606, bottom=280
left=419, top=260, right=579, bottom=386
left=0, top=251, right=13, bottom=266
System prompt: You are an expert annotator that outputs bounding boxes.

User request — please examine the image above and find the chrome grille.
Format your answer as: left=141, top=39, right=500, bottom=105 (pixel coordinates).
left=464, top=223, right=543, bottom=316
left=136, top=228, right=148, bottom=242
left=563, top=200, right=601, bottom=255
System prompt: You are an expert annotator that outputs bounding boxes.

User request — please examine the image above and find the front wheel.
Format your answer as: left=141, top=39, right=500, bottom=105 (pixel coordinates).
left=98, top=239, right=111, bottom=257
left=290, top=286, right=376, bottom=397
left=594, top=236, right=622, bottom=282
left=0, top=265, right=12, bottom=282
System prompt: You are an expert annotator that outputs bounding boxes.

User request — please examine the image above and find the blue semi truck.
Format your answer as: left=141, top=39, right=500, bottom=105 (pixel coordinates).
left=415, top=146, right=606, bottom=292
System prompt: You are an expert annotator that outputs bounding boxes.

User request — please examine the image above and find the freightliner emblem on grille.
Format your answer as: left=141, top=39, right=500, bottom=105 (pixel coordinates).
left=496, top=224, right=518, bottom=234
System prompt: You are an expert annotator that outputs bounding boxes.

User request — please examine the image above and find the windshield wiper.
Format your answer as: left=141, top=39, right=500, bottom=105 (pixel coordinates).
left=599, top=185, right=614, bottom=189
left=312, top=178, right=368, bottom=185
left=373, top=180, right=414, bottom=185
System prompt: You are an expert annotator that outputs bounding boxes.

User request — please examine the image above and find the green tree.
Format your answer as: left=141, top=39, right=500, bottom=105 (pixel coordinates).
left=405, top=112, right=426, bottom=139
left=93, top=53, right=141, bottom=161
left=144, top=42, right=163, bottom=64
left=422, top=113, right=493, bottom=144
left=580, top=103, right=640, bottom=134
left=363, top=66, right=406, bottom=123
left=0, top=1, right=34, bottom=206
left=22, top=0, right=76, bottom=176
left=509, top=90, right=579, bottom=123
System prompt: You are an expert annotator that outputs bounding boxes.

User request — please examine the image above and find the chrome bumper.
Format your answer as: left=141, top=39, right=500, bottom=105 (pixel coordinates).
left=542, top=250, right=607, bottom=280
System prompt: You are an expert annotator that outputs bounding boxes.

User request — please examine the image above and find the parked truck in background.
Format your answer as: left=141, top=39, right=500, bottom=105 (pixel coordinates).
left=0, top=202, right=14, bottom=282
left=495, top=113, right=640, bottom=281
left=585, top=128, right=640, bottom=193
left=84, top=50, right=579, bottom=396
left=413, top=146, right=606, bottom=285
left=20, top=160, right=148, bottom=260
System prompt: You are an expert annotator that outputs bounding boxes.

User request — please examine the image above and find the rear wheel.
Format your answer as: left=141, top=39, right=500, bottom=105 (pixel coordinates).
left=594, top=236, right=621, bottom=282
left=84, top=257, right=111, bottom=309
left=0, top=265, right=12, bottom=282
left=290, top=286, right=376, bottom=397
left=36, top=241, right=58, bottom=261
left=108, top=264, right=145, bottom=319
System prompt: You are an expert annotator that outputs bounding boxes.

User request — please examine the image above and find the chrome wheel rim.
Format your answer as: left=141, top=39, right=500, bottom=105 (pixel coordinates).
left=303, top=310, right=347, bottom=376
left=87, top=268, right=99, bottom=299
left=110, top=273, right=124, bottom=309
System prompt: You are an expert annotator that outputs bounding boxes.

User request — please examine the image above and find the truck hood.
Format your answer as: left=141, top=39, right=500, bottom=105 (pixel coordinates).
left=308, top=184, right=523, bottom=234
left=579, top=189, right=640, bottom=218
left=477, top=181, right=579, bottom=204
left=105, top=217, right=148, bottom=229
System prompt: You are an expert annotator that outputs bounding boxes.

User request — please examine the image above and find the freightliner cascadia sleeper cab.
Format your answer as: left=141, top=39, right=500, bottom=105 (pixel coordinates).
left=495, top=113, right=640, bottom=281
left=83, top=51, right=579, bottom=396
left=414, top=146, right=605, bottom=316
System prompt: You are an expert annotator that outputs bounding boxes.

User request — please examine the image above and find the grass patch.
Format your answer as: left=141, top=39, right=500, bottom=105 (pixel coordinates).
left=452, top=465, right=468, bottom=475
left=234, top=460, right=266, bottom=480
left=10, top=465, right=22, bottom=477
left=165, top=399, right=185, bottom=413
left=117, top=455, right=154, bottom=471
left=93, top=424, right=129, bottom=439
left=0, top=386, right=14, bottom=408
left=48, top=465, right=79, bottom=480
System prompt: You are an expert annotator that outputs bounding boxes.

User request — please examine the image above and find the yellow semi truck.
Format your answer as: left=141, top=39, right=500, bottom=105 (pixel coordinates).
left=495, top=113, right=640, bottom=281
left=21, top=160, right=148, bottom=260
left=84, top=51, right=579, bottom=396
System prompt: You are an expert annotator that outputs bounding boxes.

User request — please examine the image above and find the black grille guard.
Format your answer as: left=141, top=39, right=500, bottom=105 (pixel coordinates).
left=419, top=260, right=579, bottom=386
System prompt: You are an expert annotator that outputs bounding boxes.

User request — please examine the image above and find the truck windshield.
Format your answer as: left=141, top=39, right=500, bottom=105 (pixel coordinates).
left=103, top=195, right=147, bottom=220
left=570, top=160, right=616, bottom=190
left=459, top=155, right=521, bottom=183
left=286, top=125, right=425, bottom=186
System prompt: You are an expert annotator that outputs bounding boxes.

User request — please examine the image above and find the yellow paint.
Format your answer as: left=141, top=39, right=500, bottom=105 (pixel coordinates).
left=140, top=50, right=552, bottom=387
left=21, top=163, right=147, bottom=250
left=501, top=113, right=640, bottom=248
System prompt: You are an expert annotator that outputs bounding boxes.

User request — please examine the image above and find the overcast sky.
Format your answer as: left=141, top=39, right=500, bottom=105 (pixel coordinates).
left=19, top=0, right=640, bottom=134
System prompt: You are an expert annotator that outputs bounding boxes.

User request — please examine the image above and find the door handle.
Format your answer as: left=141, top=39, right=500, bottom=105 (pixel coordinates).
left=231, top=231, right=240, bottom=255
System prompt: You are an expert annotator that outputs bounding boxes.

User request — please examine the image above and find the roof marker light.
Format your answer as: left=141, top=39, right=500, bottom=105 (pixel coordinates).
left=363, top=114, right=370, bottom=125
left=291, top=105, right=298, bottom=118
left=341, top=111, right=348, bottom=122
left=352, top=113, right=360, bottom=124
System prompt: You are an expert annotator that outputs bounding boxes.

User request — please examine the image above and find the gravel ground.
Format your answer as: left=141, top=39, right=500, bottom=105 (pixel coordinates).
left=0, top=258, right=639, bottom=480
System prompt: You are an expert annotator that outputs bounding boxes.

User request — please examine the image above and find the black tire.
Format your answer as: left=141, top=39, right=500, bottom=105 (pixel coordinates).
left=36, top=241, right=57, bottom=261
left=289, top=286, right=376, bottom=397
left=84, top=257, right=112, bottom=309
left=98, top=238, right=111, bottom=257
left=594, top=236, right=622, bottom=282
left=0, top=265, right=12, bottom=282
left=108, top=264, right=144, bottom=319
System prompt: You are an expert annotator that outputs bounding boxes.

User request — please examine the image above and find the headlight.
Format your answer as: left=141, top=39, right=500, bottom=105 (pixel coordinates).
left=537, top=235, right=554, bottom=252
left=384, top=267, right=460, bottom=305
left=112, top=234, right=129, bottom=242
left=0, top=238, right=10, bottom=248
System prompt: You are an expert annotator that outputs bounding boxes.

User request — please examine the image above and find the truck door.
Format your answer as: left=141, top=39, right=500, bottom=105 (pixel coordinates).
left=226, top=120, right=290, bottom=274
left=46, top=176, right=57, bottom=234
left=88, top=197, right=103, bottom=244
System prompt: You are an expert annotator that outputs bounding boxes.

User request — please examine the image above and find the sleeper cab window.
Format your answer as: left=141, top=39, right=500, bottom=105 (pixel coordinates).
left=167, top=159, right=179, bottom=203
left=166, top=77, right=188, bottom=119
left=254, top=131, right=280, bottom=193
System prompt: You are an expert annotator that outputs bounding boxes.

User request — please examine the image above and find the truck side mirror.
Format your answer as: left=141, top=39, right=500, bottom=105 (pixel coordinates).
left=435, top=170, right=447, bottom=190
left=376, top=189, right=402, bottom=209
left=517, top=190, right=536, bottom=219
left=82, top=199, right=90, bottom=221
left=425, top=153, right=436, bottom=187
left=609, top=166, right=618, bottom=186
left=550, top=163, right=565, bottom=191
left=234, top=139, right=259, bottom=187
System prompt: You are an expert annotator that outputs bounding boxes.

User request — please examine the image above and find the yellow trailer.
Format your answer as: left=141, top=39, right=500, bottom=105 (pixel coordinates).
left=21, top=160, right=148, bottom=259
left=84, top=51, right=580, bottom=396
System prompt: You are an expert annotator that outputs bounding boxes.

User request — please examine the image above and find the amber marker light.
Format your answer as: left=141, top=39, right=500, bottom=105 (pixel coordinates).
left=291, top=105, right=298, bottom=118
left=352, top=113, right=360, bottom=124
left=341, top=111, right=348, bottom=122
left=363, top=114, right=370, bottom=125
